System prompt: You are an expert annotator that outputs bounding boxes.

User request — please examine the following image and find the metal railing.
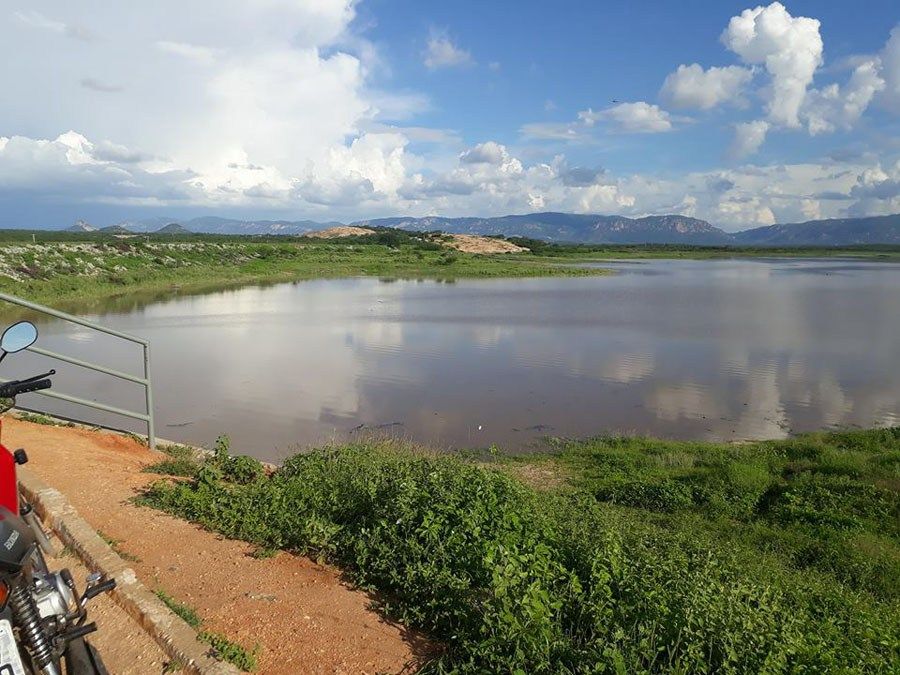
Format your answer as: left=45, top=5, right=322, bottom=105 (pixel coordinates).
left=0, top=292, right=155, bottom=449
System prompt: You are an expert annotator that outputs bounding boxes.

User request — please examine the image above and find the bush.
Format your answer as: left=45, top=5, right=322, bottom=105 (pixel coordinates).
left=144, top=444, right=201, bottom=477
left=143, top=441, right=899, bottom=673
left=209, top=435, right=265, bottom=484
left=436, top=252, right=458, bottom=266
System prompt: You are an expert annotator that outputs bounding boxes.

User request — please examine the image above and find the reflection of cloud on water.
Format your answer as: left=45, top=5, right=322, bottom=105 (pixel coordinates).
left=876, top=411, right=899, bottom=426
left=647, top=382, right=722, bottom=423
left=647, top=361, right=790, bottom=439
left=28, top=265, right=900, bottom=456
left=731, top=364, right=789, bottom=439
left=592, top=353, right=656, bottom=384
left=719, top=343, right=751, bottom=377
left=812, top=373, right=851, bottom=427
left=470, top=325, right=513, bottom=351
left=355, top=320, right=405, bottom=354
left=644, top=355, right=888, bottom=440
left=706, top=260, right=774, bottom=283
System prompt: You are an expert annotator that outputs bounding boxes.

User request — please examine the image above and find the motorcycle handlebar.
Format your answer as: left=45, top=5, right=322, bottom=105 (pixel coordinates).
left=10, top=379, right=52, bottom=396
left=0, top=372, right=54, bottom=398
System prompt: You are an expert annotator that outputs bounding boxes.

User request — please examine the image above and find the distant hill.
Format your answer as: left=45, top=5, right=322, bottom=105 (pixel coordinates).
left=99, top=224, right=133, bottom=235
left=115, top=216, right=337, bottom=235
left=67, top=211, right=900, bottom=246
left=154, top=223, right=192, bottom=235
left=351, top=213, right=734, bottom=245
left=66, top=220, right=96, bottom=233
left=735, top=214, right=900, bottom=246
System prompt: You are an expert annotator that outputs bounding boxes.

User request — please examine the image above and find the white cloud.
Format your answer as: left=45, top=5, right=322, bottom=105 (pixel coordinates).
left=528, top=193, right=545, bottom=209
left=722, top=2, right=823, bottom=128
left=519, top=122, right=587, bottom=142
left=459, top=141, right=509, bottom=165
left=879, top=24, right=900, bottom=111
left=0, top=132, right=197, bottom=203
left=803, top=59, right=885, bottom=134
left=297, top=132, right=410, bottom=205
left=661, top=63, right=754, bottom=110
left=155, top=41, right=219, bottom=65
left=847, top=162, right=900, bottom=215
left=730, top=120, right=770, bottom=158
left=0, top=1, right=411, bottom=214
left=13, top=9, right=94, bottom=41
left=423, top=31, right=473, bottom=70
left=578, top=102, right=673, bottom=133
left=1, top=0, right=898, bottom=227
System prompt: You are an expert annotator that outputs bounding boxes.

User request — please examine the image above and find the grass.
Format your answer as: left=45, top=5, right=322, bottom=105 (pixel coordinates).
left=96, top=529, right=141, bottom=563
left=144, top=443, right=204, bottom=477
left=154, top=589, right=202, bottom=628
left=140, top=428, right=900, bottom=674
left=16, top=412, right=75, bottom=428
left=0, top=231, right=607, bottom=311
left=155, top=589, right=259, bottom=671
left=507, top=430, right=900, bottom=601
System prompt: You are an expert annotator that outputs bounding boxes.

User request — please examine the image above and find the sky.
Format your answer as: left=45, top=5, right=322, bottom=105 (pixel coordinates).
left=2, top=0, right=900, bottom=231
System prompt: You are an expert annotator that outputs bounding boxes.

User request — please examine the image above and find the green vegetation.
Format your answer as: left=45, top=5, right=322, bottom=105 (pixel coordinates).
left=155, top=588, right=259, bottom=671
left=141, top=429, right=900, bottom=673
left=154, top=589, right=202, bottom=628
left=0, top=230, right=604, bottom=310
left=198, top=631, right=259, bottom=673
left=506, top=236, right=900, bottom=260
left=144, top=443, right=204, bottom=477
left=97, top=530, right=141, bottom=563
left=15, top=412, right=75, bottom=428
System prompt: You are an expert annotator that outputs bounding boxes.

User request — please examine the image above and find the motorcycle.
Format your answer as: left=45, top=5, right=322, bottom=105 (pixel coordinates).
left=0, top=321, right=114, bottom=675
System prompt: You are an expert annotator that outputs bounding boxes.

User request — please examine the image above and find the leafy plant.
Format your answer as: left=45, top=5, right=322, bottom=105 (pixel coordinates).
left=155, top=589, right=201, bottom=629
left=144, top=443, right=203, bottom=477
left=199, top=631, right=259, bottom=672
left=142, top=431, right=900, bottom=673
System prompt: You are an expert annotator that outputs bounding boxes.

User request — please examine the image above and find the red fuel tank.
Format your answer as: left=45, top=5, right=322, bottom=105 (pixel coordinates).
left=0, top=422, right=19, bottom=515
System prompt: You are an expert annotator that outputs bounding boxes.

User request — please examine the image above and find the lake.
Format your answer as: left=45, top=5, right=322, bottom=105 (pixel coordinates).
left=9, top=258, right=900, bottom=462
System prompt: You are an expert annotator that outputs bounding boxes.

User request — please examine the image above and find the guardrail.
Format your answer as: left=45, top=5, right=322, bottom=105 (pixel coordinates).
left=0, top=292, right=155, bottom=449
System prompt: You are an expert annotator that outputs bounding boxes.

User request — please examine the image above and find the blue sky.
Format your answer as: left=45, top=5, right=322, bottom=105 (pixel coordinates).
left=1, top=1, right=899, bottom=230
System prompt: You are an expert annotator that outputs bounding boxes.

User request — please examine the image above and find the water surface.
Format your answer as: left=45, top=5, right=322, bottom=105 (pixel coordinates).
left=9, top=258, right=900, bottom=461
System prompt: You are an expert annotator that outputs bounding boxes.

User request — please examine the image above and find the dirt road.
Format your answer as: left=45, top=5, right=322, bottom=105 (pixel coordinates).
left=5, top=417, right=429, bottom=674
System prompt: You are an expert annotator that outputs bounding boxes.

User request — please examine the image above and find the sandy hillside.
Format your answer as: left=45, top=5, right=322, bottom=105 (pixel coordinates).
left=445, top=234, right=529, bottom=254
left=305, top=226, right=376, bottom=238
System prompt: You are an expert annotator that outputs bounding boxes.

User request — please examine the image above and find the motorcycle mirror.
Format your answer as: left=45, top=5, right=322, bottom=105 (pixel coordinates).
left=0, top=321, right=38, bottom=354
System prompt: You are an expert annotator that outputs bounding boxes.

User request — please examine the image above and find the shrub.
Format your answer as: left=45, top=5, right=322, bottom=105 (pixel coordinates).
left=143, top=441, right=900, bottom=673
left=144, top=444, right=201, bottom=477
left=209, top=435, right=265, bottom=485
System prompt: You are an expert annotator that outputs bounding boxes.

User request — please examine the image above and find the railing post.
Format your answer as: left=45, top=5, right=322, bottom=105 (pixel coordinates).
left=143, top=343, right=156, bottom=450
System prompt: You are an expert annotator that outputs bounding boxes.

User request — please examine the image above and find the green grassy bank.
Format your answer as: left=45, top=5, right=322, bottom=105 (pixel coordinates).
left=141, top=430, right=900, bottom=673
left=0, top=235, right=608, bottom=310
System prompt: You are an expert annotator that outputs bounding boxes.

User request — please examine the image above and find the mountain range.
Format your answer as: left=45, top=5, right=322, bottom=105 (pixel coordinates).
left=64, top=212, right=900, bottom=247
